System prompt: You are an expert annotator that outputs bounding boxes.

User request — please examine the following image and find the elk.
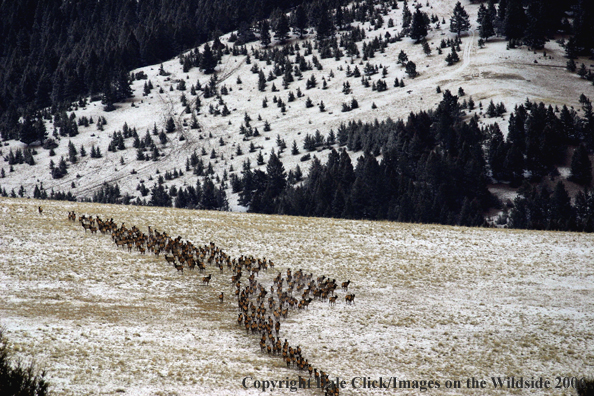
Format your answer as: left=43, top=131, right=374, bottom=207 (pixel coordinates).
left=218, top=292, right=224, bottom=302
left=202, top=274, right=212, bottom=286
left=38, top=206, right=43, bottom=215
left=341, top=280, right=350, bottom=291
left=329, top=295, right=337, bottom=306
left=345, top=294, right=355, bottom=304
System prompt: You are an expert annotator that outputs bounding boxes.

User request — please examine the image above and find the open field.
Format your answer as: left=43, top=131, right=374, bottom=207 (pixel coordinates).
left=1, top=197, right=593, bottom=395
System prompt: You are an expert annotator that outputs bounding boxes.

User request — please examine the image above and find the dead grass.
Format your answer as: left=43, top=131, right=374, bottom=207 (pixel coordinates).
left=1, top=197, right=593, bottom=395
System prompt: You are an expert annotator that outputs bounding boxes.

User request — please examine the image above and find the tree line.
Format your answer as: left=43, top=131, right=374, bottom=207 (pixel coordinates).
left=233, top=91, right=594, bottom=231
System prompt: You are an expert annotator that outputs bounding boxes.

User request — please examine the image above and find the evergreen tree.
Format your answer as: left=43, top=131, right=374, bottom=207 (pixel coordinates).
left=405, top=61, right=417, bottom=78
left=292, top=140, right=299, bottom=155
left=572, top=0, right=594, bottom=56
left=149, top=183, right=172, bottom=207
left=497, top=0, right=509, bottom=25
left=316, top=7, right=335, bottom=42
left=273, top=10, right=290, bottom=43
left=200, top=43, right=217, bottom=74
left=445, top=46, right=460, bottom=65
left=450, top=2, right=470, bottom=36
left=258, top=70, right=267, bottom=91
left=422, top=41, right=432, bottom=55
left=523, top=1, right=548, bottom=49
left=569, top=144, right=593, bottom=186
left=397, top=50, right=409, bottom=65
left=402, top=4, right=412, bottom=29
left=265, top=151, right=287, bottom=198
left=166, top=117, right=176, bottom=133
left=549, top=181, right=573, bottom=229
left=260, top=20, right=271, bottom=47
left=292, top=5, right=308, bottom=38
left=410, top=9, right=428, bottom=43
left=478, top=2, right=496, bottom=41
left=503, top=0, right=527, bottom=40
left=68, top=140, right=78, bottom=163
left=18, top=116, right=40, bottom=146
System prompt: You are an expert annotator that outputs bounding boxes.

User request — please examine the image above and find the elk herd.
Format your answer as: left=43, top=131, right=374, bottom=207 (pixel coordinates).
left=70, top=210, right=355, bottom=396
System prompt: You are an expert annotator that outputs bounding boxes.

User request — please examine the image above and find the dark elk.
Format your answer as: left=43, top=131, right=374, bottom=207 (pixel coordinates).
left=202, top=274, right=212, bottom=285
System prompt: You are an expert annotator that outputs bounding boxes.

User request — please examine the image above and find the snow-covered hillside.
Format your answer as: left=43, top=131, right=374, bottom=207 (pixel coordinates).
left=1, top=197, right=593, bottom=395
left=1, top=0, right=592, bottom=210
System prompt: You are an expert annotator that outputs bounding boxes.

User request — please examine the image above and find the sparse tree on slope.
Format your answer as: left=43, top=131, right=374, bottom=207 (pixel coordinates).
left=450, top=1, right=470, bottom=37
left=200, top=43, right=217, bottom=74
left=410, top=9, right=428, bottom=43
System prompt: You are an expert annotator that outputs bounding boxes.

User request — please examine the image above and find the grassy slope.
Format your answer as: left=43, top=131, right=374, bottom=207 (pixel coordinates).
left=1, top=197, right=593, bottom=395
left=1, top=0, right=593, bottom=211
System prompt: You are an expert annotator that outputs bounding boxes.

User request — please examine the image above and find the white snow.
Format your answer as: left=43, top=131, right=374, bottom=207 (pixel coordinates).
left=1, top=197, right=593, bottom=395
left=1, top=0, right=592, bottom=207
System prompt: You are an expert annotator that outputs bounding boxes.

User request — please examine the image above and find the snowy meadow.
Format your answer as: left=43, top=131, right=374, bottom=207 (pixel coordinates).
left=1, top=197, right=593, bottom=395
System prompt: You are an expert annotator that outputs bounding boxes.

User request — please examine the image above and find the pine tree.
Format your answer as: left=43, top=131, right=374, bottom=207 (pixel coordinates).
left=578, top=63, right=588, bottom=79
left=569, top=144, right=593, bottom=186
left=410, top=9, right=428, bottom=42
left=524, top=1, right=547, bottom=49
left=18, top=116, right=38, bottom=146
left=258, top=70, right=267, bottom=91
left=292, top=5, right=308, bottom=38
left=273, top=11, right=290, bottom=43
left=572, top=0, right=594, bottom=56
left=405, top=61, right=417, bottom=78
left=316, top=7, right=335, bottom=42
left=503, top=0, right=527, bottom=40
left=478, top=2, right=496, bottom=41
left=397, top=50, right=408, bottom=65
left=422, top=41, right=432, bottom=55
left=330, top=5, right=342, bottom=31
left=260, top=20, right=271, bottom=47
left=450, top=2, right=470, bottom=37
left=549, top=181, right=573, bottom=229
left=266, top=152, right=286, bottom=198
left=445, top=46, right=460, bottom=65
left=402, top=4, right=412, bottom=29
left=165, top=117, right=176, bottom=133
left=68, top=140, right=77, bottom=163
left=200, top=43, right=217, bottom=74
